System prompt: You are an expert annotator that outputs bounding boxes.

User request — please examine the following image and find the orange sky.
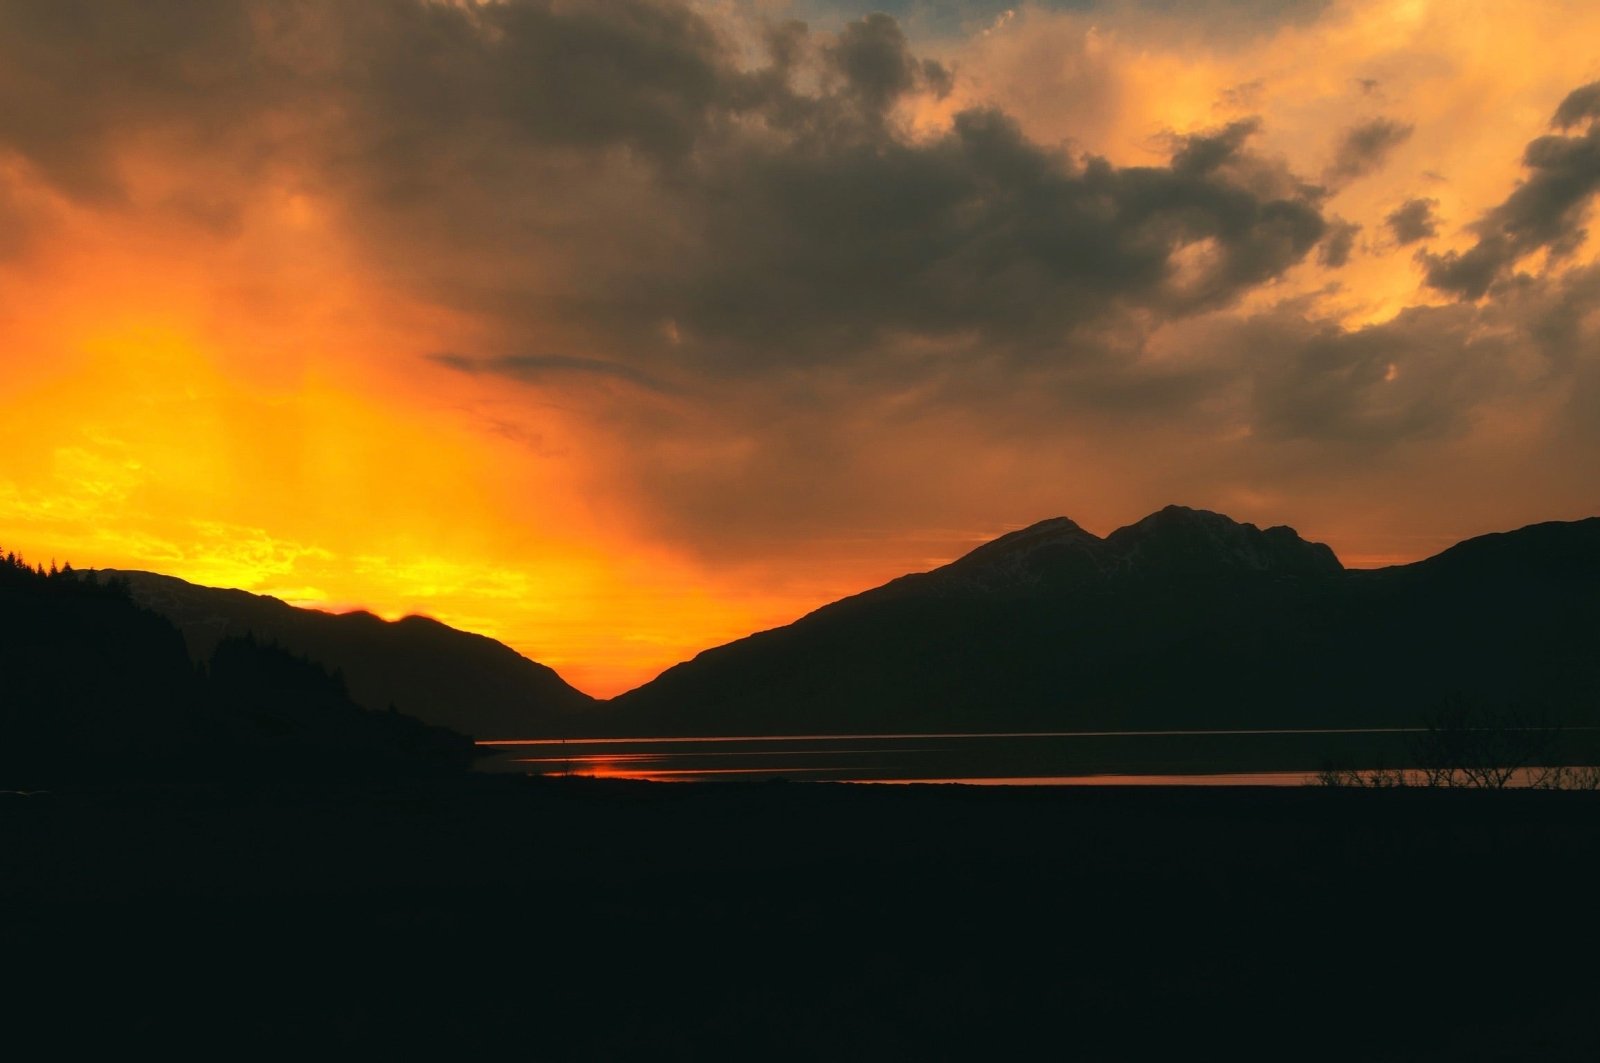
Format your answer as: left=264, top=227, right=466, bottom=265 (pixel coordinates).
left=2, top=0, right=1597, bottom=696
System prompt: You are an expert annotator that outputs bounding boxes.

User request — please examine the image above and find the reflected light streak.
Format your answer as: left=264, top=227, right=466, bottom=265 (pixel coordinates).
left=477, top=726, right=1433, bottom=746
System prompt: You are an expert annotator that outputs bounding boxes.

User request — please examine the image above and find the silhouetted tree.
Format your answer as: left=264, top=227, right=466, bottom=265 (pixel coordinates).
left=1410, top=697, right=1563, bottom=788
left=1316, top=695, right=1576, bottom=788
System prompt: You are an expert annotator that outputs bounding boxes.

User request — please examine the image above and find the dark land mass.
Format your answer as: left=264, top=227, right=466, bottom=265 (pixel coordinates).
left=3, top=525, right=1600, bottom=1055
left=0, top=557, right=474, bottom=786
left=4, top=775, right=1599, bottom=1058
left=90, top=508, right=1600, bottom=741
left=107, top=569, right=596, bottom=738
left=606, top=508, right=1600, bottom=736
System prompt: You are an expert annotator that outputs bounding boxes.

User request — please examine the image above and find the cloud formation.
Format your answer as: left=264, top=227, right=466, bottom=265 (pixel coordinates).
left=1386, top=197, right=1439, bottom=245
left=1325, top=117, right=1413, bottom=185
left=1316, top=219, right=1361, bottom=267
left=1423, top=80, right=1600, bottom=299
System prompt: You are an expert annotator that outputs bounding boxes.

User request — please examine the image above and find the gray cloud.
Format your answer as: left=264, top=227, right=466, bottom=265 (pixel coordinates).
left=824, top=12, right=949, bottom=116
left=1325, top=117, right=1412, bottom=185
left=655, top=109, right=1326, bottom=368
left=1317, top=218, right=1360, bottom=267
left=1552, top=81, right=1600, bottom=130
left=1423, top=80, right=1600, bottom=299
left=1386, top=197, right=1438, bottom=245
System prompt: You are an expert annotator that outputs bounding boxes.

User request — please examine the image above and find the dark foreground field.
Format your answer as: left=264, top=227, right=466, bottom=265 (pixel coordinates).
left=4, top=776, right=1599, bottom=1059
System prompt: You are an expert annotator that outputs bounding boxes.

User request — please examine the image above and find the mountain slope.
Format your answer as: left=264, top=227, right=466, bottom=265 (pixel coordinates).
left=0, top=559, right=473, bottom=785
left=107, top=571, right=596, bottom=739
left=605, top=507, right=1600, bottom=735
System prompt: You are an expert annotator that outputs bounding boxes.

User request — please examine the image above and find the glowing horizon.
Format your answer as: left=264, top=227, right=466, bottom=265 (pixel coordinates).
left=9, top=505, right=1477, bottom=698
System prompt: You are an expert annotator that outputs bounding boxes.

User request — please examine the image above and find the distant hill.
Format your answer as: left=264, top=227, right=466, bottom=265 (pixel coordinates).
left=0, top=557, right=473, bottom=786
left=106, top=571, right=596, bottom=739
left=603, top=507, right=1600, bottom=736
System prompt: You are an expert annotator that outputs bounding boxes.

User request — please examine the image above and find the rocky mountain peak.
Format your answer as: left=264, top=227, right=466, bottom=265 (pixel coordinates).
left=1105, top=505, right=1342, bottom=576
left=934, top=516, right=1107, bottom=592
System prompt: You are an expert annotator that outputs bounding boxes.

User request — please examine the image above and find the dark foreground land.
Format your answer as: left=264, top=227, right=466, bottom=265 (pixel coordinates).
left=5, top=777, right=1599, bottom=1059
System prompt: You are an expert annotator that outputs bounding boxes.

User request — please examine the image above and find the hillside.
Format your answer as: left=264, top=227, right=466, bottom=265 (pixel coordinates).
left=604, top=507, right=1600, bottom=735
left=106, top=571, right=597, bottom=739
left=0, top=556, right=472, bottom=785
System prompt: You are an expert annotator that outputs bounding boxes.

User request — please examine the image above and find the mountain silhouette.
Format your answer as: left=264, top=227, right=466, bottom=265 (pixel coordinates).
left=105, top=570, right=595, bottom=738
left=0, top=556, right=473, bottom=785
left=603, top=506, right=1600, bottom=736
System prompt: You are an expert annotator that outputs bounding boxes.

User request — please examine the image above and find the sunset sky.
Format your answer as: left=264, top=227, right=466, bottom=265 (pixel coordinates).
left=2, top=0, right=1597, bottom=696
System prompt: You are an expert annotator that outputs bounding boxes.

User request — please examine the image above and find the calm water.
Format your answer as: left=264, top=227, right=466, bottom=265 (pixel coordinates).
left=475, top=728, right=1444, bottom=785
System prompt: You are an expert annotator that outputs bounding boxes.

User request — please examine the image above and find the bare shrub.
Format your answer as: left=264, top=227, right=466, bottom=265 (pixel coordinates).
left=1409, top=698, right=1564, bottom=788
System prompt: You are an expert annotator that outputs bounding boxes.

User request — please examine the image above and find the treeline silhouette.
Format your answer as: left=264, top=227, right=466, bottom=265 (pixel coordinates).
left=0, top=548, right=474, bottom=787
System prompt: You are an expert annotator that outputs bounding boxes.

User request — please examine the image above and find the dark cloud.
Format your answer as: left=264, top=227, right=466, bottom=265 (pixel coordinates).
left=824, top=13, right=948, bottom=116
left=1385, top=197, right=1438, bottom=245
left=1423, top=80, right=1600, bottom=299
left=1552, top=80, right=1600, bottom=130
left=1325, top=117, right=1412, bottom=185
left=0, top=1, right=1329, bottom=375
left=1169, top=117, right=1260, bottom=175
left=1317, top=218, right=1360, bottom=267
left=471, top=0, right=732, bottom=159
left=655, top=109, right=1326, bottom=367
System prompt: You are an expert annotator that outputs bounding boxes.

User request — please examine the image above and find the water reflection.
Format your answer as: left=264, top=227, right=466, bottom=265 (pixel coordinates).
left=476, top=729, right=1439, bottom=785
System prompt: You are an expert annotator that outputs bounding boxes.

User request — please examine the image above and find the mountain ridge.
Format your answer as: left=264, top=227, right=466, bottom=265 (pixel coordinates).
left=104, top=569, right=596, bottom=739
left=75, top=507, right=1600, bottom=740
left=0, top=557, right=473, bottom=785
left=602, top=509, right=1600, bottom=736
